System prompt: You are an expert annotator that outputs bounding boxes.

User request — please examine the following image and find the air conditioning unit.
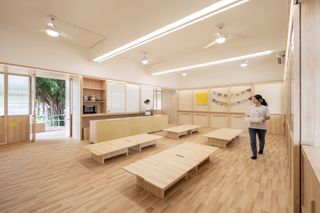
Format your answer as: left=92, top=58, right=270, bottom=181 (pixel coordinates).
left=276, top=50, right=286, bottom=64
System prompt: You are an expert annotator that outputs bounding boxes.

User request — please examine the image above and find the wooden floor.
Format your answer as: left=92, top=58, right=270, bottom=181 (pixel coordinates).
left=0, top=128, right=290, bottom=213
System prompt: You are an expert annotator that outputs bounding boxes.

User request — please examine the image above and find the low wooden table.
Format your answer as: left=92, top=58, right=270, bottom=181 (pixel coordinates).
left=123, top=142, right=218, bottom=199
left=203, top=128, right=243, bottom=148
left=163, top=125, right=201, bottom=139
left=83, top=134, right=162, bottom=163
left=122, top=134, right=162, bottom=152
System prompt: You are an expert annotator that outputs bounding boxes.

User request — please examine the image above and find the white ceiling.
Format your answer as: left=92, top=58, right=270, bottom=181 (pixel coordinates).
left=0, top=0, right=288, bottom=76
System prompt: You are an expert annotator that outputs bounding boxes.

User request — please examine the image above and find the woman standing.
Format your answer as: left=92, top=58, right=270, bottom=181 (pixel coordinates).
left=246, top=94, right=270, bottom=160
left=144, top=99, right=152, bottom=116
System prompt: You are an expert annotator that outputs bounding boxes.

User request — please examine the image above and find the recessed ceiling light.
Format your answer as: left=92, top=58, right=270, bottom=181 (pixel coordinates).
left=93, top=0, right=250, bottom=62
left=182, top=73, right=187, bottom=77
left=152, top=50, right=274, bottom=76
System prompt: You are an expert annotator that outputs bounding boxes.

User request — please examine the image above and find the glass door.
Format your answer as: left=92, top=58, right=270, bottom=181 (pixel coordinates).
left=0, top=73, right=5, bottom=144
left=7, top=74, right=31, bottom=143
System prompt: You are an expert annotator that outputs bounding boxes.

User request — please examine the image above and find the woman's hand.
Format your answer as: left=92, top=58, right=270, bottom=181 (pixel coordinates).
left=262, top=116, right=270, bottom=122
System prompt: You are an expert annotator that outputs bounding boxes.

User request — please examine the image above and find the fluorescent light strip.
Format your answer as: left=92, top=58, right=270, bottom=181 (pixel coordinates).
left=94, top=0, right=250, bottom=62
left=152, top=50, right=274, bottom=76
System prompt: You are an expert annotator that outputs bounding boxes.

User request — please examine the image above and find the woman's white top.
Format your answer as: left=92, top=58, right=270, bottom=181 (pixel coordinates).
left=144, top=104, right=151, bottom=116
left=245, top=105, right=270, bottom=129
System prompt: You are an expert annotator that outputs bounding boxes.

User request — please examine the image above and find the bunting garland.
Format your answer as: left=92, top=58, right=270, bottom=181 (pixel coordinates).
left=230, top=98, right=250, bottom=106
left=212, top=98, right=228, bottom=106
left=211, top=88, right=252, bottom=106
left=212, top=98, right=251, bottom=106
left=212, top=88, right=252, bottom=97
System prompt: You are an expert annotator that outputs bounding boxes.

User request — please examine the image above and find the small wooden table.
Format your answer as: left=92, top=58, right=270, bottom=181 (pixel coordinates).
left=123, top=142, right=218, bottom=199
left=163, top=125, right=201, bottom=139
left=83, top=134, right=162, bottom=163
left=203, top=128, right=243, bottom=148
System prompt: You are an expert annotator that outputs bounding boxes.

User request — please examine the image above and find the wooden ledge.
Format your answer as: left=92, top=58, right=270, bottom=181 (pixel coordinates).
left=302, top=145, right=320, bottom=183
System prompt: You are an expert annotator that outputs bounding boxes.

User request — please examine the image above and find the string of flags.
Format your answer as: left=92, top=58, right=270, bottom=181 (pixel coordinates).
left=212, top=98, right=251, bottom=106
left=212, top=88, right=252, bottom=97
left=212, top=99, right=228, bottom=106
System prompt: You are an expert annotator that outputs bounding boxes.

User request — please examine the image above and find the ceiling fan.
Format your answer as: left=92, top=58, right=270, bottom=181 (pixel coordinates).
left=203, top=25, right=246, bottom=49
left=31, top=15, right=106, bottom=47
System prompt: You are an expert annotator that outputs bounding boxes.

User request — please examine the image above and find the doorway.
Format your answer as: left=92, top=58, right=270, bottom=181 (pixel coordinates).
left=35, top=77, right=68, bottom=140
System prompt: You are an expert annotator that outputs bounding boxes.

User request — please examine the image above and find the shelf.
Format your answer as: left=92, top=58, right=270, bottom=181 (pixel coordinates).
left=81, top=112, right=144, bottom=118
left=82, top=113, right=108, bottom=118
left=83, top=101, right=106, bottom=103
left=83, top=87, right=105, bottom=91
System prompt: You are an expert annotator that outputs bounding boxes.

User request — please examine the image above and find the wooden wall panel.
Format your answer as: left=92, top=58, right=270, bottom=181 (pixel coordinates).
left=162, top=90, right=177, bottom=124
left=178, top=90, right=193, bottom=111
left=230, top=114, right=247, bottom=130
left=0, top=116, right=5, bottom=144
left=210, top=87, right=228, bottom=112
left=90, top=115, right=168, bottom=143
left=7, top=115, right=30, bottom=143
left=193, top=113, right=209, bottom=127
left=301, top=0, right=320, bottom=146
left=255, top=83, right=285, bottom=114
left=210, top=114, right=229, bottom=129
left=301, top=146, right=320, bottom=213
left=286, top=124, right=301, bottom=213
left=178, top=112, right=192, bottom=125
left=266, top=114, right=285, bottom=135
left=229, top=85, right=252, bottom=113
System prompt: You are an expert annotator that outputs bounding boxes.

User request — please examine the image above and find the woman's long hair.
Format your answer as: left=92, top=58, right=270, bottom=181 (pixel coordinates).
left=254, top=94, right=268, bottom=106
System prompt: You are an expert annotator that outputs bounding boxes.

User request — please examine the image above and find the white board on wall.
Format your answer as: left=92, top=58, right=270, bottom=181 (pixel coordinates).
left=141, top=86, right=154, bottom=109
left=107, top=81, right=126, bottom=113
left=254, top=83, right=284, bottom=114
left=126, top=84, right=140, bottom=112
left=178, top=90, right=193, bottom=111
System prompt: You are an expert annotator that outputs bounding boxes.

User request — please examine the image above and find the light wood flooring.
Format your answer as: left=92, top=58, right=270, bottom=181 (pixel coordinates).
left=0, top=128, right=290, bottom=213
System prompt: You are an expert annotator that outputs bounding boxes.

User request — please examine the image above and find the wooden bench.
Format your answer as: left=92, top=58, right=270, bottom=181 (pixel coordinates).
left=123, top=142, right=218, bottom=199
left=163, top=125, right=201, bottom=139
left=203, top=128, right=243, bottom=148
left=83, top=134, right=162, bottom=163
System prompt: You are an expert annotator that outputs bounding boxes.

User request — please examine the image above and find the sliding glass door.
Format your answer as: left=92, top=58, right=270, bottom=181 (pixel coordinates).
left=0, top=73, right=5, bottom=144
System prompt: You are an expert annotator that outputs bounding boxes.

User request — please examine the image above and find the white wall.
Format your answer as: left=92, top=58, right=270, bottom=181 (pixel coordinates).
left=0, top=25, right=179, bottom=88
left=177, top=55, right=284, bottom=88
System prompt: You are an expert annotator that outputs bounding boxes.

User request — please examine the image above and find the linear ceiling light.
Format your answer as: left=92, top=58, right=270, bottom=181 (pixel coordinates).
left=93, top=0, right=250, bottom=62
left=152, top=50, right=274, bottom=76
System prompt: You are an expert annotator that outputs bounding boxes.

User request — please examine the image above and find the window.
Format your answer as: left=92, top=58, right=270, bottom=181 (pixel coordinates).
left=107, top=81, right=125, bottom=113
left=141, top=86, right=154, bottom=110
left=8, top=75, right=29, bottom=115
left=0, top=74, right=4, bottom=115
left=154, top=89, right=162, bottom=110
left=126, top=84, right=140, bottom=112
